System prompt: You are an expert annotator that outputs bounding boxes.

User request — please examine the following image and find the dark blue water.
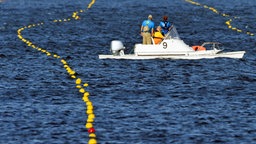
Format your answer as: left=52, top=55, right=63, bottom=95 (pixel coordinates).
left=1, top=0, right=256, bottom=143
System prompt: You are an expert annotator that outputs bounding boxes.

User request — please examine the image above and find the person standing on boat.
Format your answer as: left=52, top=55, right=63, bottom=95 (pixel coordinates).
left=159, top=15, right=172, bottom=35
left=153, top=26, right=164, bottom=44
left=141, top=15, right=155, bottom=44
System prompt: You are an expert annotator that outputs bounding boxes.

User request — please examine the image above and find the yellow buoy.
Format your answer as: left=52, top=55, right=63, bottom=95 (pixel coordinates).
left=87, top=109, right=93, bottom=114
left=86, top=101, right=92, bottom=106
left=87, top=105, right=93, bottom=110
left=76, top=85, right=82, bottom=89
left=84, top=92, right=90, bottom=97
left=84, top=83, right=89, bottom=87
left=89, top=133, right=96, bottom=138
left=83, top=96, right=89, bottom=102
left=87, top=118, right=94, bottom=123
left=86, top=122, right=93, bottom=128
left=79, top=88, right=85, bottom=93
left=76, top=78, right=82, bottom=85
left=88, top=138, right=97, bottom=144
left=88, top=114, right=95, bottom=119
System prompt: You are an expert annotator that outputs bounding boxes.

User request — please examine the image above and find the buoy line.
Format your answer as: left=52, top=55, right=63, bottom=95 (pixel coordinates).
left=185, top=0, right=254, bottom=36
left=17, top=0, right=97, bottom=144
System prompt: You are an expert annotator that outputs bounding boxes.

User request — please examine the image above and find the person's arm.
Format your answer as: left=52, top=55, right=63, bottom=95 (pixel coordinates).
left=151, top=28, right=154, bottom=37
left=140, top=25, right=144, bottom=36
left=151, top=23, right=155, bottom=36
left=141, top=25, right=144, bottom=32
left=141, top=21, right=145, bottom=35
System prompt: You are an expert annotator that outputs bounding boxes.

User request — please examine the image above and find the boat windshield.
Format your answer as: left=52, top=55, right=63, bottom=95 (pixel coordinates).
left=164, top=25, right=180, bottom=40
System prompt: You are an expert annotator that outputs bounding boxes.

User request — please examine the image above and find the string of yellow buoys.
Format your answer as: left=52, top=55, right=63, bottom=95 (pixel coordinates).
left=185, top=0, right=254, bottom=36
left=17, top=0, right=97, bottom=144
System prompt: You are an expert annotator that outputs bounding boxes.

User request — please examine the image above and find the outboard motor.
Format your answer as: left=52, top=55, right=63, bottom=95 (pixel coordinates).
left=111, top=40, right=125, bottom=56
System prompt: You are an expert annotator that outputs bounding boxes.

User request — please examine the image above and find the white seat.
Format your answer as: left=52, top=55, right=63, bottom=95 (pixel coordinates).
left=151, top=37, right=155, bottom=45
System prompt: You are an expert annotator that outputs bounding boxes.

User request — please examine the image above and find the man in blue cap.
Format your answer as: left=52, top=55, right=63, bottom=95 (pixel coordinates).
left=140, top=15, right=155, bottom=44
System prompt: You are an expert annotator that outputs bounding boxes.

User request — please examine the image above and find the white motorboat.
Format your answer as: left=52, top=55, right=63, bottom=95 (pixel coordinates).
left=99, top=26, right=245, bottom=60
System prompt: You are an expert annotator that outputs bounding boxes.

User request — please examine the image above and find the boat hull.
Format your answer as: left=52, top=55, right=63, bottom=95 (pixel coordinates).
left=99, top=51, right=245, bottom=60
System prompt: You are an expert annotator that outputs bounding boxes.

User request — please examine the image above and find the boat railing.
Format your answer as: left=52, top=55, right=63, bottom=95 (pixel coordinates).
left=201, top=42, right=223, bottom=50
